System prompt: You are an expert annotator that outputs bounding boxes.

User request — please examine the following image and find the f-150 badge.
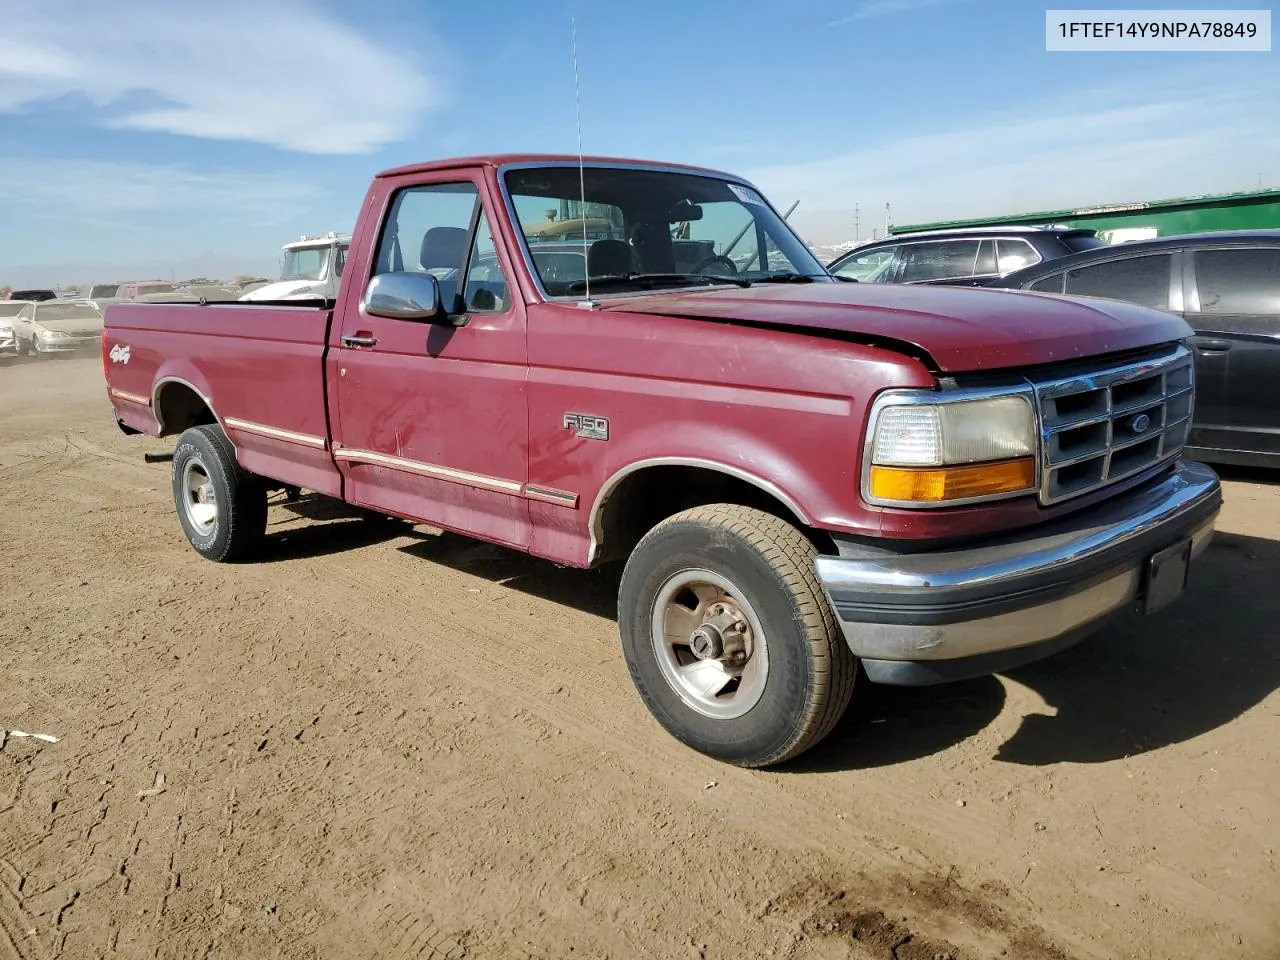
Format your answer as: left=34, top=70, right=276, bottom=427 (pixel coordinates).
left=109, top=343, right=131, bottom=364
left=564, top=412, right=609, bottom=441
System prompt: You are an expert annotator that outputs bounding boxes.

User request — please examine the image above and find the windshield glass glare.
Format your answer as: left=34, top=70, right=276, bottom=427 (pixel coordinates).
left=503, top=166, right=825, bottom=296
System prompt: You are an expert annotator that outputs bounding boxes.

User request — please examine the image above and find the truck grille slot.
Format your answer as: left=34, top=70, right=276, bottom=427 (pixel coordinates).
left=1033, top=346, right=1194, bottom=505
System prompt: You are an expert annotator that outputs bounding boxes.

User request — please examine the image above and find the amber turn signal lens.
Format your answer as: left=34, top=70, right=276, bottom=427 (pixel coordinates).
left=869, top=457, right=1036, bottom=503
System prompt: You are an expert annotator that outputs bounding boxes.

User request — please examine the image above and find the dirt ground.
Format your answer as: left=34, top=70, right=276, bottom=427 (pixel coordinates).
left=1, top=353, right=1277, bottom=960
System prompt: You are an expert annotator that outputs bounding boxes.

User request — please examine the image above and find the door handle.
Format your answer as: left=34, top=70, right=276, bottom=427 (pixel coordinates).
left=1192, top=338, right=1231, bottom=354
left=342, top=333, right=378, bottom=348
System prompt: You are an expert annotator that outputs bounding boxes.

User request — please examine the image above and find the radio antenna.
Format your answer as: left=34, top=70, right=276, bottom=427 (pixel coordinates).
left=571, top=13, right=594, bottom=307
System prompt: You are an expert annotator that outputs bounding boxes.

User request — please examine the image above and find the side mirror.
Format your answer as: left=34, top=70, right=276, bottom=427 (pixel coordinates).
left=362, top=271, right=447, bottom=323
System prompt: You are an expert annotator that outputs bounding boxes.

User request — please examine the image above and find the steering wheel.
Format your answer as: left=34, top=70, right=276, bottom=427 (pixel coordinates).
left=691, top=255, right=739, bottom=277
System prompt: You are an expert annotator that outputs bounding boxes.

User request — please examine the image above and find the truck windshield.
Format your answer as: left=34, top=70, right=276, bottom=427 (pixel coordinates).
left=502, top=165, right=828, bottom=297
left=282, top=246, right=331, bottom=281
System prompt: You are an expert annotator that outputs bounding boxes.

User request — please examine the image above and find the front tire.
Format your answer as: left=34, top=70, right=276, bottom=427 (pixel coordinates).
left=171, top=424, right=268, bottom=562
left=617, top=504, right=857, bottom=768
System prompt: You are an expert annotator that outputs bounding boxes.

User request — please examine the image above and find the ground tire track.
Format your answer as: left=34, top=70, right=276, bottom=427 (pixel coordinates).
left=0, top=854, right=47, bottom=960
left=269, top=531, right=1063, bottom=958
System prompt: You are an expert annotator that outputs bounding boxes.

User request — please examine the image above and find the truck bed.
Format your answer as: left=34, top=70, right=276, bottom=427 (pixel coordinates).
left=103, top=301, right=343, bottom=498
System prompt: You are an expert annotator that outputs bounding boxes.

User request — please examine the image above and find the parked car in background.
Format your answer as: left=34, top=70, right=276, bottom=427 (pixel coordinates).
left=85, top=283, right=123, bottom=311
left=115, top=281, right=194, bottom=302
left=12, top=300, right=105, bottom=356
left=236, top=277, right=275, bottom=295
left=179, top=282, right=244, bottom=302
left=6, top=288, right=57, bottom=302
left=988, top=230, right=1280, bottom=469
left=0, top=301, right=33, bottom=356
left=827, top=226, right=1105, bottom=286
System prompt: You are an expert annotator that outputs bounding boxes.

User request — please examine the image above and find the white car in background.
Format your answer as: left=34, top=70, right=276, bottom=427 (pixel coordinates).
left=11, top=300, right=105, bottom=357
left=0, top=301, right=35, bottom=357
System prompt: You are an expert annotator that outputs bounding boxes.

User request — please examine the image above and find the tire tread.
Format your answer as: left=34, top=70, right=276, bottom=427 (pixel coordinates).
left=174, top=424, right=267, bottom=562
left=630, top=504, right=857, bottom=767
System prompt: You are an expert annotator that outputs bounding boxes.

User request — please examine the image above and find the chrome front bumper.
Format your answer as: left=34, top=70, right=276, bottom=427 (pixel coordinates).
left=38, top=334, right=101, bottom=353
left=814, top=459, right=1222, bottom=685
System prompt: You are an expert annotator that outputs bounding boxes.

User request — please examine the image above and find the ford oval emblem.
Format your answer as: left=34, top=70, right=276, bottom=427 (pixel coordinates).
left=1129, top=413, right=1153, bottom=434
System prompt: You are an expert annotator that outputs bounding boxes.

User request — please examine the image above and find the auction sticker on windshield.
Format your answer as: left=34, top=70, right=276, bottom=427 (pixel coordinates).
left=1046, top=9, right=1271, bottom=51
left=727, top=183, right=766, bottom=205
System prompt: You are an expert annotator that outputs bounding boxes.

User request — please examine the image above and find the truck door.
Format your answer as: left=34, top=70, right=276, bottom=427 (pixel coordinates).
left=1186, top=245, right=1280, bottom=462
left=330, top=173, right=531, bottom=549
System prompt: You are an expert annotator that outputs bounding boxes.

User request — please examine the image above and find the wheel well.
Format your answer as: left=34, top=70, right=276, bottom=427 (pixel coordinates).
left=155, top=382, right=217, bottom=436
left=592, top=465, right=834, bottom=564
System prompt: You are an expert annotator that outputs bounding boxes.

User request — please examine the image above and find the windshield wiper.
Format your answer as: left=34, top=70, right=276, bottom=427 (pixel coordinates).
left=752, top=273, right=826, bottom=284
left=567, top=272, right=752, bottom=292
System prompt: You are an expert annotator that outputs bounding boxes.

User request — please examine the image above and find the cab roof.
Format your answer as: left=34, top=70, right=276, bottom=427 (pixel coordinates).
left=375, top=153, right=741, bottom=181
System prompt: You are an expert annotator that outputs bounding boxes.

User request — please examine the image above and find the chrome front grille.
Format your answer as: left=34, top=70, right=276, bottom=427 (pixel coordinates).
left=1032, top=346, right=1194, bottom=505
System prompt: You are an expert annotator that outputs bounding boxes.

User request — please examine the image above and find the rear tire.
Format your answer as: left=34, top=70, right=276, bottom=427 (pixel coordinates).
left=617, top=504, right=857, bottom=768
left=171, top=424, right=268, bottom=562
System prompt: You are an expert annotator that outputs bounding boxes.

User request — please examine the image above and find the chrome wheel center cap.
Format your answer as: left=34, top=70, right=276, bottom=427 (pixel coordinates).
left=689, top=624, right=725, bottom=661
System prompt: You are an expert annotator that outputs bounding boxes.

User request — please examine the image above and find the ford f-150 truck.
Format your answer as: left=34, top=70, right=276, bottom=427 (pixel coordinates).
left=102, top=154, right=1223, bottom=768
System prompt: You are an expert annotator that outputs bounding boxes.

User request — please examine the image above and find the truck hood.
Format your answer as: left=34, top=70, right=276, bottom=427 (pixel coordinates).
left=596, top=282, right=1192, bottom=373
left=240, top=280, right=322, bottom=301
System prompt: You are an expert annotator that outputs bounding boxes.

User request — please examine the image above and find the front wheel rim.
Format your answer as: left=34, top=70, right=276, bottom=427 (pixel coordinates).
left=181, top=457, right=218, bottom=537
left=651, top=568, right=769, bottom=720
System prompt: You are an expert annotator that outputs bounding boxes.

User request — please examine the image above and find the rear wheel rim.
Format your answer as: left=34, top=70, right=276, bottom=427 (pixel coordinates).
left=651, top=568, right=769, bottom=720
left=181, top=457, right=218, bottom=537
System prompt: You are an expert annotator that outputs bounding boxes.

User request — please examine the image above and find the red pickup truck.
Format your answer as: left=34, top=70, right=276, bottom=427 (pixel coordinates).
left=103, top=154, right=1222, bottom=767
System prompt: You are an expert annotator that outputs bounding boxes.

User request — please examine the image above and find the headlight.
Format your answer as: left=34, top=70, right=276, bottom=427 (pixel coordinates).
left=864, top=391, right=1038, bottom=506
left=0, top=324, right=12, bottom=337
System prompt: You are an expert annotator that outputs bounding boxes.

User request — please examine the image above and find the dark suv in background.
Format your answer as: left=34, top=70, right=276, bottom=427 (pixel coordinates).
left=988, top=230, right=1280, bottom=470
left=827, top=226, right=1105, bottom=286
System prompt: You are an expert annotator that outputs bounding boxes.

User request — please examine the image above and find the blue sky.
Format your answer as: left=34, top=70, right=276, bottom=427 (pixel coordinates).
left=1, top=0, right=1277, bottom=285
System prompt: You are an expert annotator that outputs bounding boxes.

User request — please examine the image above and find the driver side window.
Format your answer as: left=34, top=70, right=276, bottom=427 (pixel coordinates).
left=373, top=182, right=480, bottom=311
left=371, top=181, right=512, bottom=315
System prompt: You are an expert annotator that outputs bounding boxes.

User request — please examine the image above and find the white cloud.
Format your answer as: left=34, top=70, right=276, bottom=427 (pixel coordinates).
left=744, top=66, right=1280, bottom=243
left=825, top=0, right=968, bottom=25
left=0, top=0, right=443, bottom=154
